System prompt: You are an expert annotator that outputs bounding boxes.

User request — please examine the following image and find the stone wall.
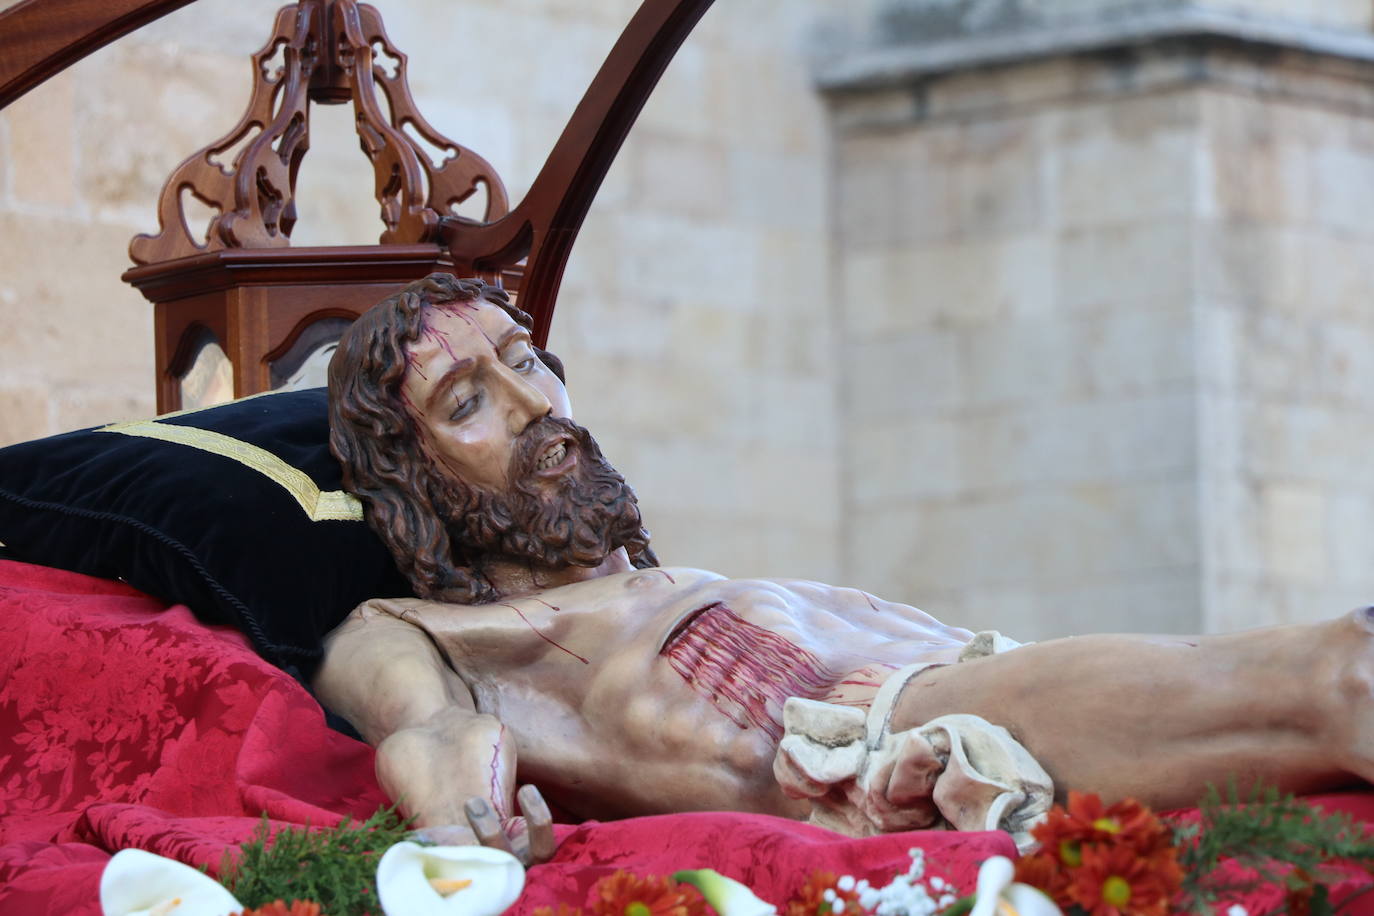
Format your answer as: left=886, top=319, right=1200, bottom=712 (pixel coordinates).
left=826, top=2, right=1374, bottom=637
left=0, top=0, right=848, bottom=583
left=1197, top=76, right=1374, bottom=631
left=7, top=0, right=1374, bottom=636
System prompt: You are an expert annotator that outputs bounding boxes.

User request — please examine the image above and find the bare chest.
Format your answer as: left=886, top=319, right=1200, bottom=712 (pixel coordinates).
left=428, top=571, right=971, bottom=818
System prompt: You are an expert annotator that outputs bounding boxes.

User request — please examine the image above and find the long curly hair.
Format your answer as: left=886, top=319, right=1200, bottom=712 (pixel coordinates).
left=328, top=273, right=653, bottom=603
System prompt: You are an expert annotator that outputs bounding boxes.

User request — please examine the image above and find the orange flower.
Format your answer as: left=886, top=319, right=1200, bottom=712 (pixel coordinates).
left=533, top=904, right=586, bottom=916
left=1012, top=849, right=1071, bottom=903
left=784, top=871, right=865, bottom=916
left=589, top=870, right=710, bottom=916
left=235, top=901, right=325, bottom=916
left=1029, top=792, right=1174, bottom=869
left=1283, top=867, right=1321, bottom=916
left=1066, top=793, right=1172, bottom=857
left=1068, top=844, right=1178, bottom=916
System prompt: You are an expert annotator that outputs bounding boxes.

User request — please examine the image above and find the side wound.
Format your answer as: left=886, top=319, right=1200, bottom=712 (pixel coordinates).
left=661, top=602, right=838, bottom=742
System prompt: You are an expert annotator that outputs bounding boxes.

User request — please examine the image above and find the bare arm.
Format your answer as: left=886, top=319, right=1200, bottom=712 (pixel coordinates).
left=313, top=600, right=550, bottom=857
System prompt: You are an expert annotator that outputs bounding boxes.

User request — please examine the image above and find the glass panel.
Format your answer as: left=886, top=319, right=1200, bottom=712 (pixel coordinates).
left=180, top=337, right=234, bottom=410
left=270, top=316, right=352, bottom=390
left=277, top=339, right=338, bottom=391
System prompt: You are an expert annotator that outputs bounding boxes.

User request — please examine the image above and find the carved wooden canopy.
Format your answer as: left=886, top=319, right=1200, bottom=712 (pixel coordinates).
left=0, top=0, right=714, bottom=408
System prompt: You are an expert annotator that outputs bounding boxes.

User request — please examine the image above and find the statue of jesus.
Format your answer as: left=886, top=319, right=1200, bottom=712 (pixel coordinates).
left=314, top=273, right=1374, bottom=863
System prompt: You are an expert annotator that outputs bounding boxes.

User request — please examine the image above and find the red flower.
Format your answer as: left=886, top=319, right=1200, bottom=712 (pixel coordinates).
left=785, top=871, right=866, bottom=916
left=589, top=871, right=710, bottom=916
left=1030, top=793, right=1174, bottom=865
left=1068, top=844, right=1178, bottom=916
left=235, top=901, right=325, bottom=916
left=1013, top=849, right=1071, bottom=903
left=533, top=904, right=585, bottom=916
left=1066, top=793, right=1173, bottom=857
left=1019, top=792, right=1181, bottom=911
left=1284, top=867, right=1321, bottom=916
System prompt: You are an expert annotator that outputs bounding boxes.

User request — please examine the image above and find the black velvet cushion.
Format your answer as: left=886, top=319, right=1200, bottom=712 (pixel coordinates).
left=0, top=388, right=411, bottom=678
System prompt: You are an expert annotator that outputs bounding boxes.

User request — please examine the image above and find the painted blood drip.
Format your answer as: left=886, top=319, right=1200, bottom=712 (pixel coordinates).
left=534, top=599, right=560, bottom=612
left=863, top=592, right=881, bottom=613
left=489, top=724, right=508, bottom=819
left=819, top=676, right=884, bottom=707
left=661, top=603, right=838, bottom=742
left=657, top=570, right=676, bottom=584
left=501, top=604, right=588, bottom=664
left=432, top=302, right=498, bottom=352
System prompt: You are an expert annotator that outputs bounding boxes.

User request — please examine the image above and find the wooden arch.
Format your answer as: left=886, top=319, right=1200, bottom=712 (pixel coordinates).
left=0, top=0, right=714, bottom=403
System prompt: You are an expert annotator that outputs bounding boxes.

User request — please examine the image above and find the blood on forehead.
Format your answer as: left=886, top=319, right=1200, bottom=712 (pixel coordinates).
left=402, top=299, right=500, bottom=382
left=428, top=300, right=503, bottom=351
left=398, top=299, right=519, bottom=444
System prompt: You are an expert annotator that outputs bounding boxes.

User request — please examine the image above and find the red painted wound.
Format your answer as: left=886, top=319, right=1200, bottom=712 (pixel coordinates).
left=657, top=570, right=676, bottom=584
left=661, top=603, right=838, bottom=742
left=534, top=599, right=560, bottom=612
left=489, top=724, right=508, bottom=819
left=816, top=661, right=904, bottom=706
left=501, top=604, right=588, bottom=664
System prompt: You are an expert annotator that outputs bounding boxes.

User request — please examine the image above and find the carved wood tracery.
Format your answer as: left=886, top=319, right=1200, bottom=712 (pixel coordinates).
left=0, top=0, right=715, bottom=407
left=336, top=1, right=510, bottom=241
left=127, top=0, right=509, bottom=265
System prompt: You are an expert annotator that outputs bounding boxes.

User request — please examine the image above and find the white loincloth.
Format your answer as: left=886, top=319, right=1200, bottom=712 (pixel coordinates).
left=773, top=630, right=1053, bottom=853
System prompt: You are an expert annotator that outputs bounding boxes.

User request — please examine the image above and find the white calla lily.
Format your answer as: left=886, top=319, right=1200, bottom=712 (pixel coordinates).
left=672, top=869, right=777, bottom=916
left=968, top=856, right=1062, bottom=916
left=99, top=848, right=244, bottom=916
left=376, top=842, right=525, bottom=916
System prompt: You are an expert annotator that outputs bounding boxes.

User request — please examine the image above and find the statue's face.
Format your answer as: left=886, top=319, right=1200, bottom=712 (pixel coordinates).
left=400, top=298, right=644, bottom=571
left=401, top=300, right=574, bottom=493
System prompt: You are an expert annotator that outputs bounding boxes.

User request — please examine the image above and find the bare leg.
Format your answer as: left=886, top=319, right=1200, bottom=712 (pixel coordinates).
left=888, top=609, right=1374, bottom=809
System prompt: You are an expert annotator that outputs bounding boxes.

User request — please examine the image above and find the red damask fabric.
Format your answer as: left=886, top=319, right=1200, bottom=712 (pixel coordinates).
left=0, top=559, right=1370, bottom=915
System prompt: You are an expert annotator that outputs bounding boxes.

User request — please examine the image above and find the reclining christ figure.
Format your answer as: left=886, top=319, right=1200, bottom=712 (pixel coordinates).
left=315, top=273, right=1374, bottom=862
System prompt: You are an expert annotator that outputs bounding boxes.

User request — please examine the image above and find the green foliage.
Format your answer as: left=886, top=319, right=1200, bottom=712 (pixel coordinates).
left=1173, top=781, right=1374, bottom=913
left=218, top=806, right=416, bottom=916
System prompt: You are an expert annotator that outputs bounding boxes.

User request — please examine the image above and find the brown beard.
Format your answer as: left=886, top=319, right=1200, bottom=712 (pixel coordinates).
left=432, top=415, right=652, bottom=571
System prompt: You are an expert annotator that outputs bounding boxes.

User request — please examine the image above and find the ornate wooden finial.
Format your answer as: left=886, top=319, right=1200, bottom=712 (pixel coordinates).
left=129, top=0, right=508, bottom=266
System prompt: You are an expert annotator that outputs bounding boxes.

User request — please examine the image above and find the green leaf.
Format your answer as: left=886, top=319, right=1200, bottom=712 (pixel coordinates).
left=218, top=805, right=415, bottom=916
left=1172, top=780, right=1374, bottom=914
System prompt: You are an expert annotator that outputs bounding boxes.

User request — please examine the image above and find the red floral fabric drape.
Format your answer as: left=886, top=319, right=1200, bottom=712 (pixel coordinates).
left=1, top=559, right=1370, bottom=915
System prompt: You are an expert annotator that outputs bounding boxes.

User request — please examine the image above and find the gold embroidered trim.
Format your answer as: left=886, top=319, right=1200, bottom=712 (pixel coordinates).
left=97, top=420, right=364, bottom=522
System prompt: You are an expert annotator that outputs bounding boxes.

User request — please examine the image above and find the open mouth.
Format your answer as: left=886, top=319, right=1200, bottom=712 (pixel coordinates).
left=534, top=439, right=571, bottom=473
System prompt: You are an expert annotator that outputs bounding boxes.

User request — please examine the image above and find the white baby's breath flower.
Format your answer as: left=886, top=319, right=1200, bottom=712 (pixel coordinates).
left=100, top=849, right=243, bottom=916
left=1226, top=907, right=1249, bottom=916
left=376, top=842, right=525, bottom=916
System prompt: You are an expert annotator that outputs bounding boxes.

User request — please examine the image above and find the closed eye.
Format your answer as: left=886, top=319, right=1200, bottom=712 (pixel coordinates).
left=450, top=392, right=480, bottom=421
